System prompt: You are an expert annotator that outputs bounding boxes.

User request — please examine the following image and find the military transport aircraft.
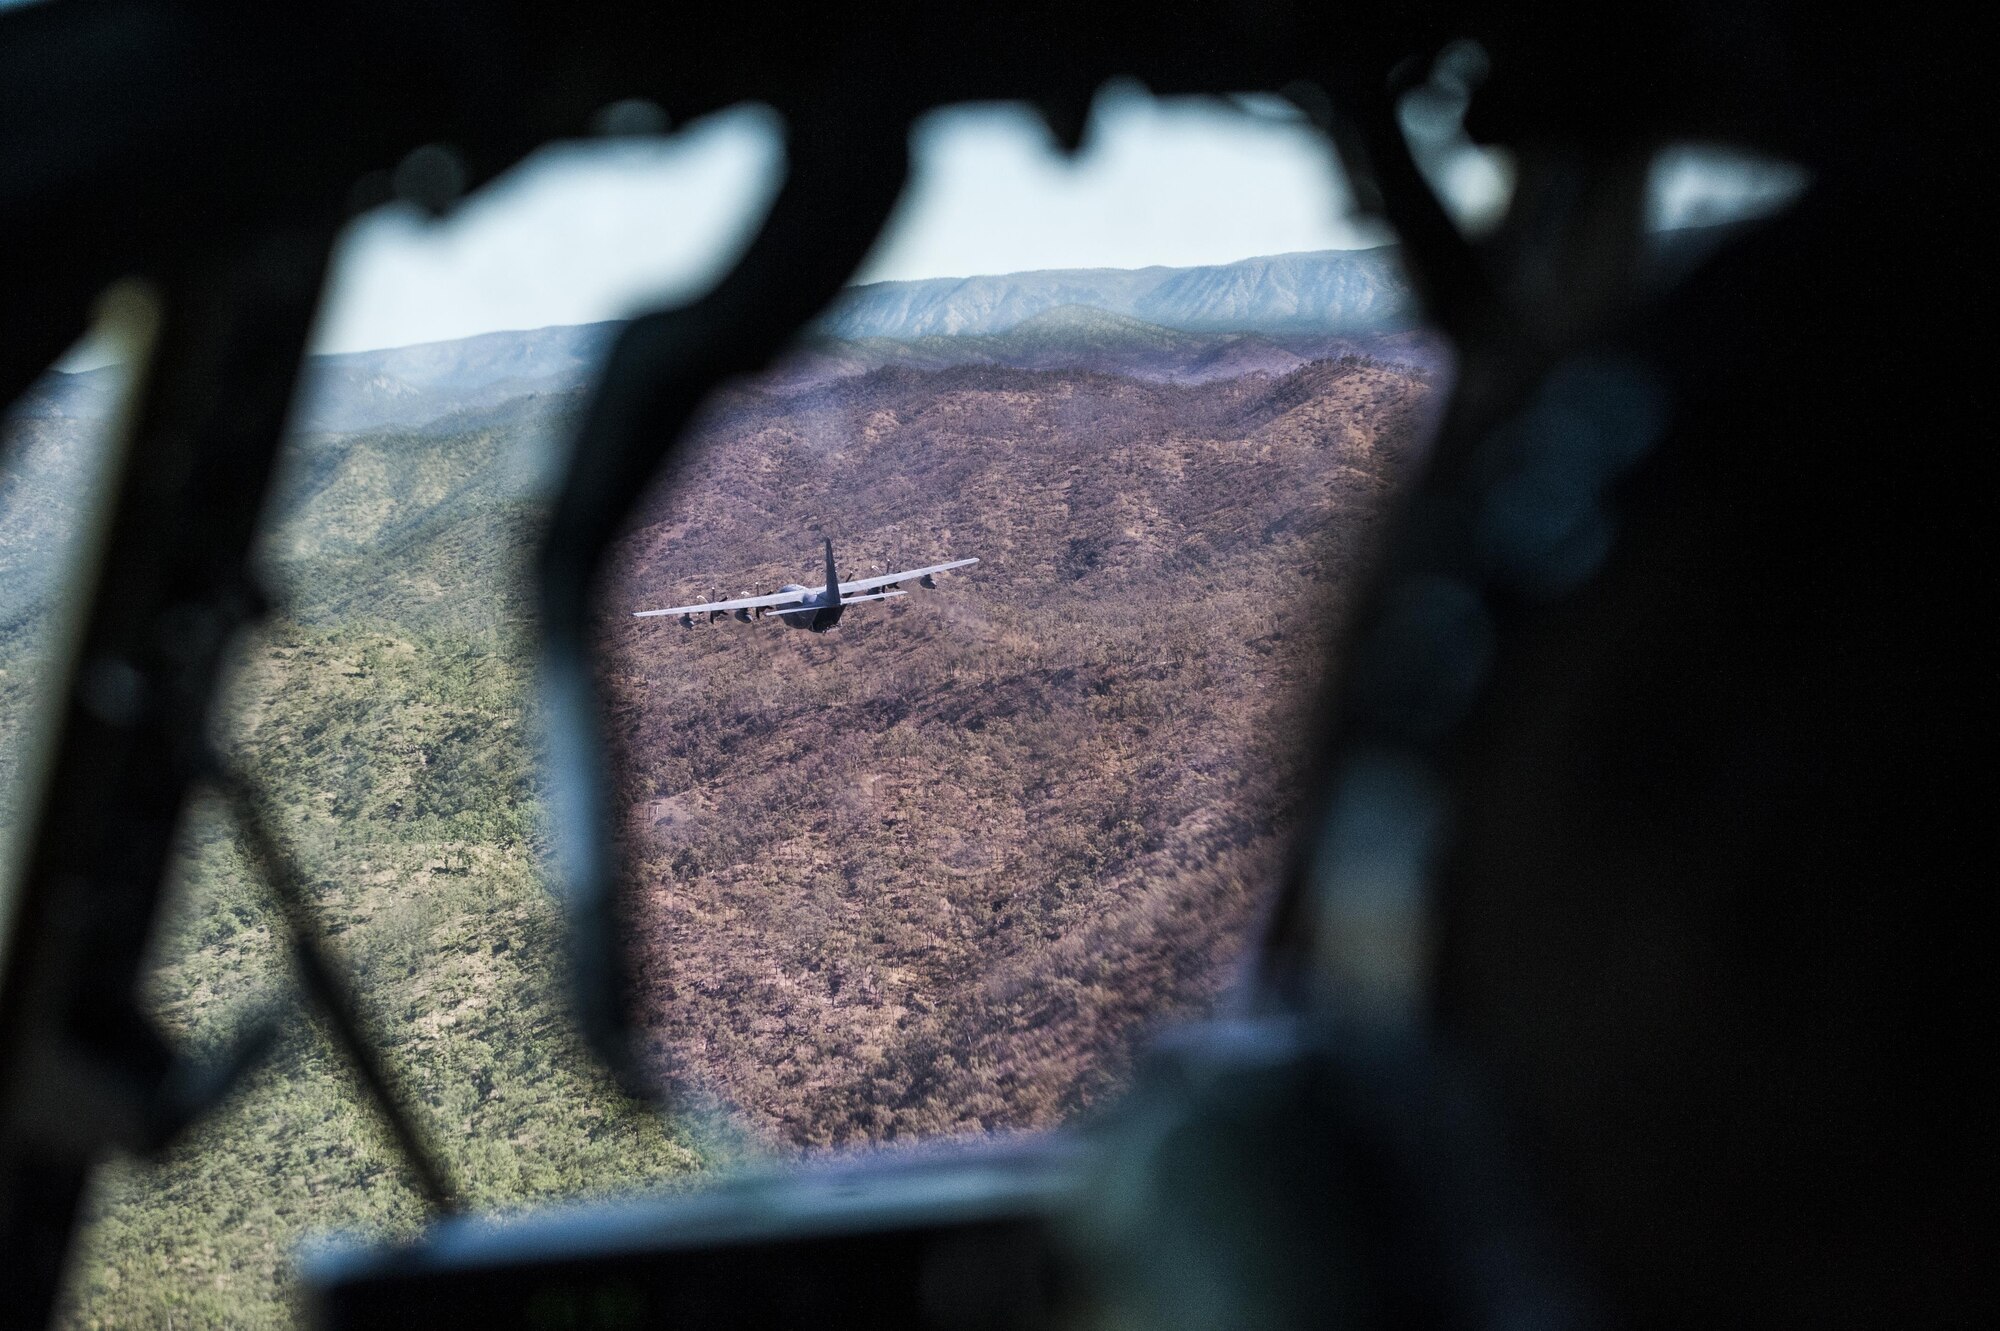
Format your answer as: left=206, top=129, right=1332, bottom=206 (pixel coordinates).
left=634, top=539, right=977, bottom=633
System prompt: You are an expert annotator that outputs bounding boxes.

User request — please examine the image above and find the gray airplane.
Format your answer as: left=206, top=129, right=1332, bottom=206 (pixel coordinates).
left=634, top=539, right=977, bottom=633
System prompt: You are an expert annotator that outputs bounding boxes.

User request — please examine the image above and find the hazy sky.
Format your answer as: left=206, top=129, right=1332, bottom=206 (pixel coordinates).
left=50, top=81, right=1803, bottom=365
left=305, top=89, right=1385, bottom=356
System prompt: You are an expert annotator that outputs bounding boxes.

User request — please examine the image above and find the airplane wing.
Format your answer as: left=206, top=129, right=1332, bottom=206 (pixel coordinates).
left=633, top=589, right=806, bottom=618
left=838, top=557, right=978, bottom=596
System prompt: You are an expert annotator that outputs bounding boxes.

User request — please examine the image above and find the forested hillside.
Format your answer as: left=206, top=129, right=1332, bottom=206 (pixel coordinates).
left=1, top=389, right=718, bottom=1329
left=0, top=314, right=1435, bottom=1326
left=602, top=355, right=1435, bottom=1144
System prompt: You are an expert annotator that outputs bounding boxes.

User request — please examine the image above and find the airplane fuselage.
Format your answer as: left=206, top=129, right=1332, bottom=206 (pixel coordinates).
left=636, top=538, right=974, bottom=634
left=775, top=583, right=844, bottom=633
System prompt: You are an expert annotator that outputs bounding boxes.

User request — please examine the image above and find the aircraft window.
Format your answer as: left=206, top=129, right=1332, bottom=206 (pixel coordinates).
left=597, top=85, right=1444, bottom=1150
left=1647, top=142, right=1809, bottom=233
left=36, top=84, right=1492, bottom=1321
left=0, top=295, right=143, bottom=910
left=51, top=109, right=784, bottom=1321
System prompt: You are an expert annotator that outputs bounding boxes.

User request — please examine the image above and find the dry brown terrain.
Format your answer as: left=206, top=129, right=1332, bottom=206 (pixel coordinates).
left=596, top=356, right=1435, bottom=1149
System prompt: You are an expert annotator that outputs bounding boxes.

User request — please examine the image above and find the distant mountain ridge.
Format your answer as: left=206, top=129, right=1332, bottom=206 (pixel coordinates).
left=819, top=247, right=1415, bottom=339
left=15, top=230, right=1771, bottom=440
left=297, top=322, right=624, bottom=432
left=779, top=305, right=1442, bottom=389
left=14, top=249, right=1419, bottom=436
left=13, top=322, right=624, bottom=436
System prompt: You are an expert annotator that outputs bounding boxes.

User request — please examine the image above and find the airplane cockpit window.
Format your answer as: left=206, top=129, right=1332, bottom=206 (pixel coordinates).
left=22, top=87, right=1447, bottom=1319
left=19, top=79, right=1808, bottom=1326
left=6, top=6, right=1966, bottom=1327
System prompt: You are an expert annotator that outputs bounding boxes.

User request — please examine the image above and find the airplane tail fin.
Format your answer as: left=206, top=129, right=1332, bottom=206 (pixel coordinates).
left=823, top=537, right=841, bottom=606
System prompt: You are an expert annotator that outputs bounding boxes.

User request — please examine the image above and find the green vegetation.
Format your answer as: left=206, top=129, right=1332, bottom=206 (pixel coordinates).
left=2, top=396, right=720, bottom=1329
